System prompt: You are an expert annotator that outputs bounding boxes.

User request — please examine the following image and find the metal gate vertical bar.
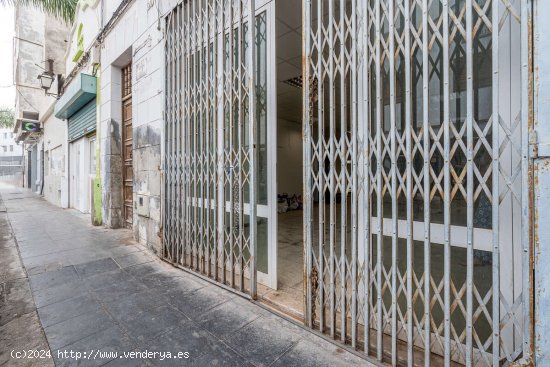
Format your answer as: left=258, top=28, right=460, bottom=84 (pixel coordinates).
left=328, top=0, right=336, bottom=339
left=404, top=0, right=414, bottom=363
left=164, top=12, right=169, bottom=260
left=212, top=0, right=218, bottom=279
left=198, top=0, right=204, bottom=274
left=217, top=0, right=225, bottom=283
left=200, top=0, right=206, bottom=274
left=172, top=11, right=177, bottom=263
left=198, top=0, right=204, bottom=272
left=205, top=0, right=211, bottom=277
left=191, top=1, right=197, bottom=269
left=491, top=0, right=500, bottom=364
left=162, top=11, right=168, bottom=260
left=339, top=0, right=347, bottom=344
left=350, top=0, right=358, bottom=350
left=173, top=6, right=178, bottom=265
left=227, top=0, right=234, bottom=287
left=375, top=0, right=384, bottom=358
left=182, top=3, right=188, bottom=267
left=317, top=0, right=325, bottom=334
left=193, top=0, right=202, bottom=273
left=219, top=0, right=226, bottom=284
left=421, top=0, right=431, bottom=363
left=185, top=2, right=192, bottom=268
left=465, top=0, right=474, bottom=364
left=212, top=0, right=220, bottom=280
left=176, top=6, right=182, bottom=267
left=442, top=0, right=451, bottom=364
left=520, top=0, right=530, bottom=357
left=388, top=0, right=398, bottom=363
left=362, top=0, right=371, bottom=354
left=247, top=0, right=257, bottom=298
left=237, top=0, right=244, bottom=292
left=171, top=11, right=177, bottom=264
left=303, top=0, right=312, bottom=329
left=164, top=12, right=172, bottom=261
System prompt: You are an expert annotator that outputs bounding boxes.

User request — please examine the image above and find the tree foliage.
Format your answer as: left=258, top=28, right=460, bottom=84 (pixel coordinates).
left=1, top=0, right=78, bottom=23
left=0, top=108, right=14, bottom=129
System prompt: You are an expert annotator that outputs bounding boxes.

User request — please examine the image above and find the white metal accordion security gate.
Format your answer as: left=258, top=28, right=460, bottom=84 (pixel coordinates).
left=303, top=0, right=531, bottom=366
left=163, top=0, right=260, bottom=297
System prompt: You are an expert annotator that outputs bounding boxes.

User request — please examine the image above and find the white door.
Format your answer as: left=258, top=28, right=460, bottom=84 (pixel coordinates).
left=69, top=137, right=91, bottom=213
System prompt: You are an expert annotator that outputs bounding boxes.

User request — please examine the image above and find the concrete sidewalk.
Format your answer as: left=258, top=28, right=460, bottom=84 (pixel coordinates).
left=0, top=184, right=369, bottom=367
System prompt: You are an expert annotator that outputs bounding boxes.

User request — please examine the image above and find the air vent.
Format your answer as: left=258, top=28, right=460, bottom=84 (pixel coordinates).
left=282, top=75, right=303, bottom=89
left=21, top=111, right=39, bottom=120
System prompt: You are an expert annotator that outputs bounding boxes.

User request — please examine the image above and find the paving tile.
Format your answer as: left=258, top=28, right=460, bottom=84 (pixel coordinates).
left=29, top=266, right=78, bottom=292
left=139, top=271, right=187, bottom=290
left=113, top=251, right=153, bottom=268
left=103, top=352, right=152, bottom=367
left=54, top=326, right=135, bottom=367
left=196, top=298, right=261, bottom=339
left=21, top=253, right=73, bottom=272
left=101, top=288, right=168, bottom=324
left=37, top=293, right=101, bottom=328
left=82, top=269, right=134, bottom=291
left=32, top=279, right=88, bottom=308
left=164, top=285, right=233, bottom=319
left=26, top=261, right=65, bottom=276
left=123, top=263, right=162, bottom=278
left=188, top=348, right=253, bottom=367
left=120, top=305, right=187, bottom=345
left=91, top=279, right=149, bottom=302
left=223, top=316, right=303, bottom=367
left=146, top=322, right=231, bottom=366
left=75, top=258, right=120, bottom=278
left=103, top=245, right=143, bottom=258
left=270, top=338, right=367, bottom=367
left=44, top=309, right=114, bottom=350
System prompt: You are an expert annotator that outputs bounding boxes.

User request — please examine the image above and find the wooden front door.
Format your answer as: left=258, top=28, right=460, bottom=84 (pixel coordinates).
left=122, top=64, right=133, bottom=229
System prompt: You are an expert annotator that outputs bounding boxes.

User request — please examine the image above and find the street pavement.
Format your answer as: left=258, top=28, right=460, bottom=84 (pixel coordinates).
left=0, top=184, right=370, bottom=367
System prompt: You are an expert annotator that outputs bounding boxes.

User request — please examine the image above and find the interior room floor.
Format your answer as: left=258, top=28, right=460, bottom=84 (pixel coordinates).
left=258, top=209, right=304, bottom=320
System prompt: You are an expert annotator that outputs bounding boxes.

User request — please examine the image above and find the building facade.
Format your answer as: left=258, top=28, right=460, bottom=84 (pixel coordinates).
left=14, top=0, right=550, bottom=365
left=13, top=5, right=69, bottom=195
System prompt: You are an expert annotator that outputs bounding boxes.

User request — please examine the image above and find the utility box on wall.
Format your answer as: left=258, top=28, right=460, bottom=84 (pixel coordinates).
left=136, top=193, right=149, bottom=218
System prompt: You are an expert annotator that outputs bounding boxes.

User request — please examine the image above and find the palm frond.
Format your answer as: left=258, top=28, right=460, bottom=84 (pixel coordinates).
left=1, top=0, right=78, bottom=23
left=0, top=108, right=15, bottom=129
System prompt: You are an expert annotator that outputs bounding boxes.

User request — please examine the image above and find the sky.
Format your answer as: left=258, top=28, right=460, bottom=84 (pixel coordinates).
left=0, top=6, right=14, bottom=110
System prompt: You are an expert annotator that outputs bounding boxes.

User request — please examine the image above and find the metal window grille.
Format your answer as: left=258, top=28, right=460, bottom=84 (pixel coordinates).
left=122, top=64, right=132, bottom=99
left=164, top=0, right=531, bottom=365
left=303, top=0, right=530, bottom=366
left=163, top=0, right=258, bottom=297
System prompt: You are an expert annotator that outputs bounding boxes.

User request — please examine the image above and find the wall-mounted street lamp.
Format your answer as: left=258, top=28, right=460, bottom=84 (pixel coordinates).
left=37, top=59, right=63, bottom=97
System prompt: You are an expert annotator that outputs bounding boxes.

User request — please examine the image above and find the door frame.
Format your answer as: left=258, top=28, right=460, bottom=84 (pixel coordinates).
left=121, top=63, right=133, bottom=229
left=258, top=0, right=277, bottom=289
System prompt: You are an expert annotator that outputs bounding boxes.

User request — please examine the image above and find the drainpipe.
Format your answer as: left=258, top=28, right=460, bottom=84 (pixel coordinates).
left=90, top=0, right=105, bottom=226
left=91, top=63, right=102, bottom=226
left=40, top=140, right=44, bottom=195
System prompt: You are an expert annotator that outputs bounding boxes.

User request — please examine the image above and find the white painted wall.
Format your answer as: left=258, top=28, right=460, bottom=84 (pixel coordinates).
left=64, top=0, right=102, bottom=73
left=0, top=129, right=23, bottom=157
left=97, top=0, right=179, bottom=249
